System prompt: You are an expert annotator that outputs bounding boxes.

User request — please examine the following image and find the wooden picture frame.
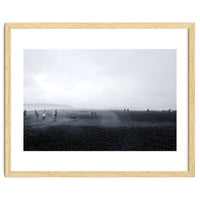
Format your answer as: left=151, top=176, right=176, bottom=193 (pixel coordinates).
left=5, top=23, right=195, bottom=177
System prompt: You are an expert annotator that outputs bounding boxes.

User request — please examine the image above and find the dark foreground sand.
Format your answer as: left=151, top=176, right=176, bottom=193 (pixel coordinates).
left=24, top=110, right=176, bottom=151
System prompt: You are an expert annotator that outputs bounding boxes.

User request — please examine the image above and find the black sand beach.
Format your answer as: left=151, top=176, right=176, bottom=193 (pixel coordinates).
left=24, top=110, right=176, bottom=151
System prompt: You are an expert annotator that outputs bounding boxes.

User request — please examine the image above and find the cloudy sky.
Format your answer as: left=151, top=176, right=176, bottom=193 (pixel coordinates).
left=24, top=49, right=176, bottom=110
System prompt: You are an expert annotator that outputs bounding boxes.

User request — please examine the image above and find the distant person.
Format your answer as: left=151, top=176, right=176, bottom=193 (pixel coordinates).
left=93, top=111, right=97, bottom=118
left=42, top=110, right=46, bottom=120
left=127, top=108, right=129, bottom=112
left=35, top=112, right=39, bottom=120
left=34, top=110, right=38, bottom=119
left=35, top=111, right=37, bottom=120
left=53, top=110, right=57, bottom=121
left=147, top=109, right=149, bottom=112
left=24, top=110, right=27, bottom=117
left=91, top=111, right=94, bottom=118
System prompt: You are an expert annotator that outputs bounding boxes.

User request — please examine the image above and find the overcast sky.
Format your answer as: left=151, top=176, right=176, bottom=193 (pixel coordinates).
left=24, top=49, right=176, bottom=110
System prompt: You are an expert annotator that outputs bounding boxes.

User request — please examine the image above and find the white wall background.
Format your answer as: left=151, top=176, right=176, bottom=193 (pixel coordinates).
left=0, top=0, right=199, bottom=200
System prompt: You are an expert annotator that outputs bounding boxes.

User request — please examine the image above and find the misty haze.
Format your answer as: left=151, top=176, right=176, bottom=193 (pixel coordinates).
left=24, top=49, right=176, bottom=151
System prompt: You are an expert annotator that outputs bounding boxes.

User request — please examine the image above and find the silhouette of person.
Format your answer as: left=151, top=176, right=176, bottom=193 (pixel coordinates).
left=53, top=110, right=57, bottom=121
left=42, top=109, right=46, bottom=120
left=35, top=112, right=39, bottom=120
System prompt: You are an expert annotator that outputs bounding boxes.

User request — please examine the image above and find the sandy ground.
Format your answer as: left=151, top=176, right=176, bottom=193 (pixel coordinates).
left=24, top=110, right=176, bottom=151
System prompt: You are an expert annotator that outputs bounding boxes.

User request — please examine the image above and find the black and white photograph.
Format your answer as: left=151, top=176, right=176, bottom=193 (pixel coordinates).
left=23, top=49, right=176, bottom=151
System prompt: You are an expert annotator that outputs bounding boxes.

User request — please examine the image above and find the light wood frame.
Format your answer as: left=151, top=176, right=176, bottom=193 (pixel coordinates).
left=5, top=23, right=195, bottom=177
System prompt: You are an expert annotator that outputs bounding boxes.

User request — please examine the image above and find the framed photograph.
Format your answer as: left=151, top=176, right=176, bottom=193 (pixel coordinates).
left=5, top=23, right=195, bottom=177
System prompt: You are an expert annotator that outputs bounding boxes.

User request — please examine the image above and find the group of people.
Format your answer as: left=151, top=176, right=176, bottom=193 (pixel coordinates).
left=24, top=109, right=99, bottom=120
left=24, top=109, right=58, bottom=121
left=91, top=111, right=97, bottom=118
